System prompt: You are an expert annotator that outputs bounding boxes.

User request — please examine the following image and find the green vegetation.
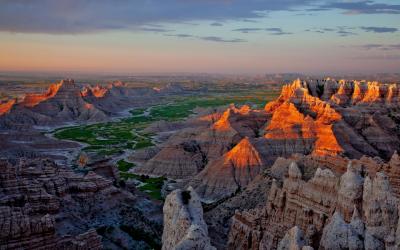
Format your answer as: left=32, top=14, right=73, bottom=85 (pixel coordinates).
left=117, top=159, right=135, bottom=172
left=53, top=90, right=279, bottom=201
left=147, top=92, right=278, bottom=121
left=120, top=173, right=166, bottom=200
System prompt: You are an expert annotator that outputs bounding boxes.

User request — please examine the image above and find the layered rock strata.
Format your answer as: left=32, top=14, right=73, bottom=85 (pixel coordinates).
left=227, top=158, right=400, bottom=249
left=0, top=158, right=162, bottom=249
left=138, top=79, right=400, bottom=203
left=189, top=137, right=265, bottom=202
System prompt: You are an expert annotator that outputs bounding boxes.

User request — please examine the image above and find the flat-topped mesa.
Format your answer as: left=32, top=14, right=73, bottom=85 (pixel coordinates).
left=21, top=81, right=63, bottom=107
left=0, top=99, right=16, bottom=116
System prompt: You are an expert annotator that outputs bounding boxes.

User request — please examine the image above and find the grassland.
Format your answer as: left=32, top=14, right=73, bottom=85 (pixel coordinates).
left=120, top=173, right=165, bottom=200
left=54, top=89, right=279, bottom=201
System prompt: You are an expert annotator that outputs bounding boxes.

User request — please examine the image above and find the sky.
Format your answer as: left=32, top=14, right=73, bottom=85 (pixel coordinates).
left=0, top=0, right=399, bottom=75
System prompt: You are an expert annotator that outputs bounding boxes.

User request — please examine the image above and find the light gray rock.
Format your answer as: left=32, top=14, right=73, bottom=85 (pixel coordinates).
left=277, top=226, right=313, bottom=250
left=162, top=187, right=216, bottom=250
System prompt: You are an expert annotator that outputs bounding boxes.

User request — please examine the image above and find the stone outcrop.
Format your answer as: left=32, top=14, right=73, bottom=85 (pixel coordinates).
left=134, top=105, right=265, bottom=179
left=264, top=79, right=399, bottom=159
left=0, top=79, right=168, bottom=128
left=0, top=158, right=163, bottom=249
left=138, top=79, right=399, bottom=204
left=0, top=158, right=103, bottom=249
left=189, top=137, right=265, bottom=202
left=162, top=187, right=216, bottom=250
left=21, top=81, right=63, bottom=107
left=227, top=155, right=400, bottom=250
left=0, top=99, right=15, bottom=115
left=277, top=226, right=313, bottom=250
left=0, top=79, right=108, bottom=127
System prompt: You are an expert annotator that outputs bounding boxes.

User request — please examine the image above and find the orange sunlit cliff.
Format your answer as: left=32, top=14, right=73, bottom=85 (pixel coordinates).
left=0, top=99, right=16, bottom=116
left=21, top=82, right=63, bottom=107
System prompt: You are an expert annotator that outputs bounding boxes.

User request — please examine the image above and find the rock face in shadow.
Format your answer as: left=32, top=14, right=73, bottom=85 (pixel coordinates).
left=0, top=158, right=162, bottom=249
left=162, top=187, right=216, bottom=250
left=226, top=155, right=400, bottom=250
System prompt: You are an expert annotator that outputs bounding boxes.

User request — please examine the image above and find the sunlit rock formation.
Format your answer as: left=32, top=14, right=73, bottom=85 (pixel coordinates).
left=189, top=137, right=264, bottom=202
left=0, top=79, right=169, bottom=128
left=138, top=78, right=399, bottom=205
left=21, top=81, right=63, bottom=107
left=0, top=99, right=15, bottom=115
left=0, top=79, right=108, bottom=127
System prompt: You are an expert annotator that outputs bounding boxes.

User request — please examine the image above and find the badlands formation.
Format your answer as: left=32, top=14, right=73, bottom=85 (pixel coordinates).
left=155, top=79, right=400, bottom=249
left=0, top=79, right=162, bottom=129
left=1, top=78, right=400, bottom=249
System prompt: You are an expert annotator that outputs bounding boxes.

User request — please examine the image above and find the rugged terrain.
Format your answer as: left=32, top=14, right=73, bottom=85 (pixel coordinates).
left=0, top=158, right=162, bottom=249
left=139, top=79, right=400, bottom=203
left=159, top=79, right=400, bottom=249
left=1, top=77, right=400, bottom=249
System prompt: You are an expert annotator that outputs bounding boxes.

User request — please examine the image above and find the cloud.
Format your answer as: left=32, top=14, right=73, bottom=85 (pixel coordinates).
left=200, top=36, right=246, bottom=43
left=337, top=30, right=357, bottom=37
left=358, top=44, right=400, bottom=50
left=232, top=27, right=292, bottom=35
left=241, top=19, right=259, bottom=23
left=360, top=26, right=398, bottom=33
left=164, top=34, right=245, bottom=43
left=306, top=26, right=357, bottom=36
left=313, top=1, right=400, bottom=15
left=232, top=28, right=263, bottom=33
left=0, top=0, right=317, bottom=34
left=352, top=55, right=400, bottom=60
left=140, top=27, right=174, bottom=33
left=210, top=22, right=223, bottom=27
left=265, top=28, right=293, bottom=35
left=164, top=34, right=194, bottom=38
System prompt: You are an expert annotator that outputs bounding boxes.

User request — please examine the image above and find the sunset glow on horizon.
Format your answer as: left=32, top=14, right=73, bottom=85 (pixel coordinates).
left=0, top=0, right=399, bottom=74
